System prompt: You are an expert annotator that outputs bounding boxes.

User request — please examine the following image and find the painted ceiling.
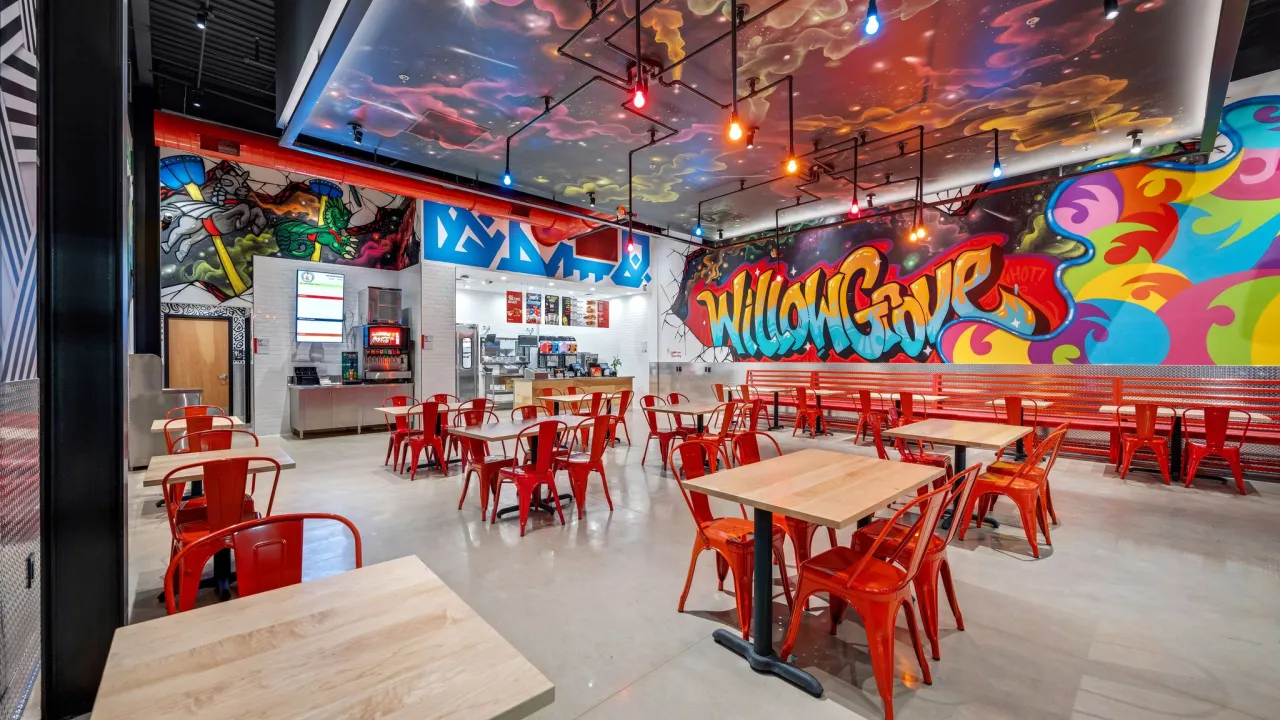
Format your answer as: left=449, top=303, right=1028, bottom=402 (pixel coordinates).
left=294, top=0, right=1225, bottom=238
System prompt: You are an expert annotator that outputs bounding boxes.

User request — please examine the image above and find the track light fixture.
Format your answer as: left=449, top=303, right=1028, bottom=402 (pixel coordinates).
left=1129, top=129, right=1143, bottom=155
left=616, top=205, right=628, bottom=222
left=191, top=88, right=203, bottom=108
left=728, top=111, right=743, bottom=142
left=864, top=0, right=880, bottom=36
left=718, top=229, right=724, bottom=241
left=1104, top=0, right=1119, bottom=20
left=746, top=128, right=757, bottom=149
left=866, top=192, right=875, bottom=209
left=349, top=122, right=364, bottom=145
left=195, top=7, right=208, bottom=29
left=588, top=191, right=596, bottom=207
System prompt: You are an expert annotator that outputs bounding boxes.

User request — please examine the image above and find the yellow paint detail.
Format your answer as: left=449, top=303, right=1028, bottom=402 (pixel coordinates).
left=183, top=183, right=205, bottom=202
left=1138, top=151, right=1239, bottom=202
left=1075, top=263, right=1185, bottom=312
left=1253, top=294, right=1280, bottom=365
left=949, top=325, right=1031, bottom=364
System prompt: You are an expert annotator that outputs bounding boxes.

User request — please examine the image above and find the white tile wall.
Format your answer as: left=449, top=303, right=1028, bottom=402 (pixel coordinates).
left=455, top=287, right=651, bottom=396
left=251, top=255, right=416, bottom=436
left=419, top=261, right=458, bottom=399
left=400, top=264, right=423, bottom=400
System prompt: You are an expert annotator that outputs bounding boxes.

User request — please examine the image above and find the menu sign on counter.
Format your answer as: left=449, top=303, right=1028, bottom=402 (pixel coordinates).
left=525, top=292, right=542, bottom=324
left=544, top=295, right=560, bottom=325
left=505, top=291, right=523, bottom=322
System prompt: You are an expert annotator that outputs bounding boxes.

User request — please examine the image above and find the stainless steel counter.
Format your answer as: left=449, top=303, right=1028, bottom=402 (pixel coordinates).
left=288, top=382, right=413, bottom=438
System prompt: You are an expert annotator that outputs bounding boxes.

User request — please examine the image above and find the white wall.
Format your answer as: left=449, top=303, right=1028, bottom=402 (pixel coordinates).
left=454, top=287, right=652, bottom=396
left=251, top=255, right=413, bottom=436
left=418, top=261, right=458, bottom=399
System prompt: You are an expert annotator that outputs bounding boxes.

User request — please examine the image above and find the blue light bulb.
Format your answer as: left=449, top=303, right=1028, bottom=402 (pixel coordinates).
left=694, top=225, right=703, bottom=237
left=865, top=13, right=879, bottom=35
left=503, top=172, right=513, bottom=186
left=992, top=161, right=1003, bottom=179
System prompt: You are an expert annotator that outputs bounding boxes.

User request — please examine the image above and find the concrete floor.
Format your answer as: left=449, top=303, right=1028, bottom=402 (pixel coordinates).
left=126, top=417, right=1280, bottom=720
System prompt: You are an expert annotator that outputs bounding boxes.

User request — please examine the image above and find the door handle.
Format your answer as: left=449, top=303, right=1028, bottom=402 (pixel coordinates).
left=218, top=373, right=229, bottom=381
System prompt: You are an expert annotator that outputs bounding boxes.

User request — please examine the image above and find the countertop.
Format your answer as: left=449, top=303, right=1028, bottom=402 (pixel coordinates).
left=289, top=382, right=413, bottom=391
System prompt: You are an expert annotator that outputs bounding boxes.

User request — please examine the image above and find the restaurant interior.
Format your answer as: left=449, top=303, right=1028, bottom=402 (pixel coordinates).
left=15, top=0, right=1280, bottom=718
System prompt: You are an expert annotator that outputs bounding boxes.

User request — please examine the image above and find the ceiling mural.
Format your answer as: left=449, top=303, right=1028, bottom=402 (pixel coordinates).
left=296, top=0, right=1223, bottom=237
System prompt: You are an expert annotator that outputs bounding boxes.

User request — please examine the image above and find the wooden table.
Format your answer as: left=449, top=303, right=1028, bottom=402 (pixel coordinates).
left=143, top=445, right=296, bottom=488
left=150, top=416, right=245, bottom=433
left=449, top=414, right=584, bottom=518
left=682, top=449, right=945, bottom=697
left=749, top=386, right=794, bottom=430
left=376, top=403, right=464, bottom=417
left=92, top=556, right=554, bottom=720
left=647, top=402, right=722, bottom=433
left=884, top=418, right=1030, bottom=471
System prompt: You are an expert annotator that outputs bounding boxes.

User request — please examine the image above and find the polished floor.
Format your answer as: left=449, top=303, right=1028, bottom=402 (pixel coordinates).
left=126, top=417, right=1280, bottom=720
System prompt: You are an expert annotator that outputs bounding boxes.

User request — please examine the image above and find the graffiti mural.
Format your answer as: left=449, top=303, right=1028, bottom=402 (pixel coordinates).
left=668, top=93, right=1280, bottom=366
left=422, top=200, right=651, bottom=289
left=159, top=151, right=420, bottom=305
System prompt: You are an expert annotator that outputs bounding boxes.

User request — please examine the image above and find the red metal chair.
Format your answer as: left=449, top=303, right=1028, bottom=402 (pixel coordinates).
left=402, top=402, right=449, bottom=480
left=535, top=387, right=560, bottom=415
left=959, top=427, right=1067, bottom=558
left=575, top=391, right=607, bottom=417
left=492, top=419, right=569, bottom=535
left=665, top=392, right=693, bottom=434
left=780, top=484, right=948, bottom=720
left=736, top=384, right=753, bottom=402
left=712, top=383, right=727, bottom=402
left=641, top=395, right=688, bottom=470
left=670, top=439, right=794, bottom=640
left=982, top=422, right=1070, bottom=525
left=382, top=395, right=420, bottom=469
left=695, top=401, right=741, bottom=452
left=165, top=404, right=226, bottom=418
left=512, top=404, right=550, bottom=421
left=1182, top=407, right=1252, bottom=494
left=170, top=429, right=261, bottom=526
left=447, top=398, right=493, bottom=464
left=164, top=513, right=361, bottom=614
left=990, top=397, right=1039, bottom=461
left=738, top=397, right=768, bottom=433
left=851, top=463, right=982, bottom=661
left=163, top=415, right=234, bottom=454
left=555, top=415, right=617, bottom=519
left=430, top=393, right=460, bottom=403
left=564, top=385, right=582, bottom=396
left=1114, top=404, right=1175, bottom=484
left=608, top=389, right=633, bottom=445
left=878, top=414, right=953, bottom=482
left=791, top=387, right=822, bottom=438
left=854, top=389, right=891, bottom=443
left=456, top=413, right=517, bottom=518
left=731, top=431, right=837, bottom=599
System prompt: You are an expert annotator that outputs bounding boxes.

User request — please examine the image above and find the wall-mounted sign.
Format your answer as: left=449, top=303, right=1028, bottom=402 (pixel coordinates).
left=505, top=290, right=523, bottom=322
left=544, top=295, right=560, bottom=325
left=598, top=300, right=610, bottom=329
left=295, top=270, right=345, bottom=343
left=561, top=296, right=573, bottom=325
left=525, top=292, right=542, bottom=324
left=584, top=300, right=597, bottom=328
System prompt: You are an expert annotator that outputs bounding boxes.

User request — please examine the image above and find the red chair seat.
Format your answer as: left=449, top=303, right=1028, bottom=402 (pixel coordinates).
left=700, top=517, right=785, bottom=546
left=801, top=546, right=908, bottom=591
left=855, top=518, right=946, bottom=555
left=176, top=510, right=258, bottom=543
left=175, top=495, right=254, bottom=527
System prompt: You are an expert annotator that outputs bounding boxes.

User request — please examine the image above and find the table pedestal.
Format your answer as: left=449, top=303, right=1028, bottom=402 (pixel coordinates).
left=769, top=392, right=784, bottom=431
left=942, top=444, right=999, bottom=530
left=711, top=508, right=823, bottom=698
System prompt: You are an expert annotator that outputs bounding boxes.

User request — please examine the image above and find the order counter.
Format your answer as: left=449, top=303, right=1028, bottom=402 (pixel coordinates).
left=289, top=382, right=413, bottom=438
left=512, top=376, right=633, bottom=408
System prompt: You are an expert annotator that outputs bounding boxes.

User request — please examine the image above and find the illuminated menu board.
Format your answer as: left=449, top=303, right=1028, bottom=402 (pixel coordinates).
left=296, top=270, right=345, bottom=343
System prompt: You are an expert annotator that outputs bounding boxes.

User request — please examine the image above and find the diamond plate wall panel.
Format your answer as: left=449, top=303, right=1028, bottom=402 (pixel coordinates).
left=0, top=379, right=40, bottom=719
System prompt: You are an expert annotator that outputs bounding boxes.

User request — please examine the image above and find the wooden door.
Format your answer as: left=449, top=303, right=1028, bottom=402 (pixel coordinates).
left=167, top=317, right=231, bottom=411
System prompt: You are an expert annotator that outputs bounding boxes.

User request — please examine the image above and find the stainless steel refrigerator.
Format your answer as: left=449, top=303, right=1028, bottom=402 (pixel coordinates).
left=456, top=323, right=481, bottom=400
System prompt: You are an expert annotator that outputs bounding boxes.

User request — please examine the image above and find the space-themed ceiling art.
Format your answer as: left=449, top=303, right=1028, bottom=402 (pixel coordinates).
left=285, top=0, right=1229, bottom=240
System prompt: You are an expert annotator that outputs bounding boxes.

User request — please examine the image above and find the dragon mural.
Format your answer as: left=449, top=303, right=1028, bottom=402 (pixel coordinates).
left=668, top=94, right=1280, bottom=366
left=159, top=152, right=420, bottom=304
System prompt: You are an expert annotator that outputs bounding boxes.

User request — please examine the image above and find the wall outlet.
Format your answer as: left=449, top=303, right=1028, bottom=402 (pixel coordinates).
left=703, top=366, right=711, bottom=373
left=676, top=366, right=682, bottom=372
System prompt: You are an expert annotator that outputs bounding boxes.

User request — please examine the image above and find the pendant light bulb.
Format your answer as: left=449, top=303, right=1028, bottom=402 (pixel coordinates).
left=1104, top=0, right=1119, bottom=20
left=849, top=194, right=860, bottom=216
left=728, top=112, right=743, bottom=142
left=694, top=224, right=704, bottom=237
left=632, top=88, right=646, bottom=109
left=503, top=169, right=513, bottom=186
left=785, top=156, right=798, bottom=174
left=992, top=159, right=1003, bottom=179
left=864, top=0, right=880, bottom=35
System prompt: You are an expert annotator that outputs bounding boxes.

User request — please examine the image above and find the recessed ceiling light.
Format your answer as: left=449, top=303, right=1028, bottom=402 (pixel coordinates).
left=500, top=276, right=507, bottom=280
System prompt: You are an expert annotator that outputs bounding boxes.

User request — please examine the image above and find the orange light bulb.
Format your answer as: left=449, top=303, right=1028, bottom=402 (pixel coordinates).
left=727, top=111, right=743, bottom=141
left=785, top=156, right=798, bottom=174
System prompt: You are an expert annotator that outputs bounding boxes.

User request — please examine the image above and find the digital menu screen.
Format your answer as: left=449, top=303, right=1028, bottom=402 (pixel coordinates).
left=296, top=270, right=345, bottom=343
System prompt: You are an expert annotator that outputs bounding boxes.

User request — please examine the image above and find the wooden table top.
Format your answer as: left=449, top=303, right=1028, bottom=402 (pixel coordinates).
left=546, top=393, right=599, bottom=404
left=91, top=556, right=555, bottom=720
left=884, top=418, right=1031, bottom=450
left=746, top=386, right=794, bottom=394
left=1100, top=405, right=1267, bottom=421
left=150, top=416, right=245, bottom=433
left=143, top=445, right=296, bottom=487
left=646, top=402, right=723, bottom=416
left=682, top=449, right=944, bottom=529
left=990, top=398, right=1054, bottom=409
left=447, top=414, right=585, bottom=442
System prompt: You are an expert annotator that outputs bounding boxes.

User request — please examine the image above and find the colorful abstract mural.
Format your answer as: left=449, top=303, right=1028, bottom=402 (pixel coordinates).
left=159, top=151, right=420, bottom=305
left=422, top=200, right=651, bottom=288
left=668, top=94, right=1280, bottom=366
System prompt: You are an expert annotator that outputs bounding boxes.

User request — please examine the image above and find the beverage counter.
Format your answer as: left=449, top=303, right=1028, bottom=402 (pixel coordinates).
left=288, top=382, right=413, bottom=438
left=511, top=376, right=633, bottom=408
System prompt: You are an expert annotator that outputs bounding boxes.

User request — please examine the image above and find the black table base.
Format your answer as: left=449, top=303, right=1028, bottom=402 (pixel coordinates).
left=710, top=507, right=824, bottom=697
left=769, top=392, right=784, bottom=431
left=943, top=444, right=999, bottom=530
